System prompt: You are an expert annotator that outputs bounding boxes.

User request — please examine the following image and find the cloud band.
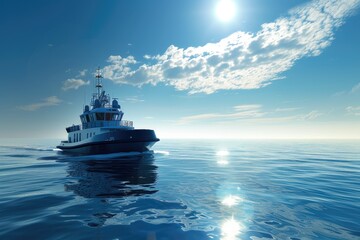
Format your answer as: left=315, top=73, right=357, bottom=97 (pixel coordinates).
left=102, top=0, right=359, bottom=94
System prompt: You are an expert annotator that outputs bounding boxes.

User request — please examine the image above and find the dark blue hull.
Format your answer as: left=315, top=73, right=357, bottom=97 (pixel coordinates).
left=57, top=129, right=159, bottom=155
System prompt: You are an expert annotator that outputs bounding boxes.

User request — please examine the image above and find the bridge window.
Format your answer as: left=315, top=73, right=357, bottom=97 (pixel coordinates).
left=96, top=112, right=104, bottom=121
left=112, top=113, right=120, bottom=120
left=105, top=113, right=112, bottom=121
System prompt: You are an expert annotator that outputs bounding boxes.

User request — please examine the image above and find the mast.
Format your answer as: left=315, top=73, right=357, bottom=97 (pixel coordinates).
left=91, top=67, right=110, bottom=108
left=95, top=67, right=103, bottom=98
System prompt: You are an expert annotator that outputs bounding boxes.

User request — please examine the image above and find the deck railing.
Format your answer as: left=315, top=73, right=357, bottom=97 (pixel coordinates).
left=120, top=120, right=133, bottom=127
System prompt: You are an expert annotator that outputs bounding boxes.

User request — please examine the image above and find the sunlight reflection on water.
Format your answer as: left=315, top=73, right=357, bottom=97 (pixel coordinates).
left=216, top=150, right=229, bottom=156
left=217, top=150, right=230, bottom=165
left=221, top=195, right=242, bottom=207
left=217, top=147, right=246, bottom=240
left=221, top=217, right=244, bottom=240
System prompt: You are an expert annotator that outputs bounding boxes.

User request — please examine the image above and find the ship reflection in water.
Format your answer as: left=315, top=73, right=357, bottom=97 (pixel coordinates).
left=64, top=154, right=158, bottom=198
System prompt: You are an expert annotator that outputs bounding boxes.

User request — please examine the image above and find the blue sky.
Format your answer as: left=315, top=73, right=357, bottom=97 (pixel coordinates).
left=1, top=0, right=359, bottom=139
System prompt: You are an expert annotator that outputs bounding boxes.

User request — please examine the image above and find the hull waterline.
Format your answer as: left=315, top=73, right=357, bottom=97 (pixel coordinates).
left=57, top=139, right=159, bottom=155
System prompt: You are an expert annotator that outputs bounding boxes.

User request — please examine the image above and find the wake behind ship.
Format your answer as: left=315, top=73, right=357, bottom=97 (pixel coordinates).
left=57, top=68, right=159, bottom=155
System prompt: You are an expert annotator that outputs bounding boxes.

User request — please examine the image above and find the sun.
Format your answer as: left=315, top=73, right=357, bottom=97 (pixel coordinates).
left=215, top=0, right=236, bottom=22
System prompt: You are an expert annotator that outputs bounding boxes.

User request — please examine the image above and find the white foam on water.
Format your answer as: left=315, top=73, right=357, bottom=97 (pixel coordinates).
left=154, top=150, right=170, bottom=155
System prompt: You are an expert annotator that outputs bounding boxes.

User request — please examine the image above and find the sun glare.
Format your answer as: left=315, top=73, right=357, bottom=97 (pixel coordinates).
left=217, top=150, right=230, bottom=164
left=221, top=195, right=242, bottom=207
left=221, top=217, right=243, bottom=240
left=216, top=150, right=229, bottom=156
left=216, top=0, right=236, bottom=22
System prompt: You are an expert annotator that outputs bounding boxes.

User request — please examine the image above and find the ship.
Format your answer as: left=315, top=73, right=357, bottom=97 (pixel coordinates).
left=57, top=68, right=159, bottom=155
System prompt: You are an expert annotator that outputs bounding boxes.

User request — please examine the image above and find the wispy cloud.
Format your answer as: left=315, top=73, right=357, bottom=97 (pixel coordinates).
left=18, top=96, right=62, bottom=111
left=102, top=0, right=360, bottom=94
left=179, top=104, right=264, bottom=124
left=77, top=69, right=88, bottom=77
left=334, top=82, right=360, bottom=96
left=301, top=110, right=323, bottom=120
left=346, top=106, right=360, bottom=116
left=124, top=96, right=145, bottom=103
left=62, top=78, right=90, bottom=91
left=333, top=91, right=346, bottom=97
left=179, top=105, right=322, bottom=124
left=351, top=82, right=360, bottom=93
left=275, top=107, right=300, bottom=112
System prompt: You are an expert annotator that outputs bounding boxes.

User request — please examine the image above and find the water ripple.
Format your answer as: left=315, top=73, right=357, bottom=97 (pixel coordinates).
left=0, top=140, right=359, bottom=239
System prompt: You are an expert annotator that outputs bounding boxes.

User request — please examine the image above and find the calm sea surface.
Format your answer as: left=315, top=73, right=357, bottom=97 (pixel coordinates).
left=0, top=139, right=359, bottom=240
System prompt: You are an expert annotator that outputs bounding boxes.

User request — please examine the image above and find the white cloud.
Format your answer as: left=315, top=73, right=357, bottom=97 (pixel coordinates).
left=102, top=0, right=360, bottom=94
left=144, top=55, right=152, bottom=60
left=77, top=69, right=88, bottom=77
left=346, top=106, right=360, bottom=116
left=102, top=56, right=138, bottom=84
left=62, top=78, right=90, bottom=91
left=18, top=96, right=62, bottom=111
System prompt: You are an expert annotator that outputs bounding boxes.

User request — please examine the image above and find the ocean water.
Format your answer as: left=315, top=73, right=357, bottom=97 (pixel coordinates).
left=0, top=139, right=359, bottom=240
